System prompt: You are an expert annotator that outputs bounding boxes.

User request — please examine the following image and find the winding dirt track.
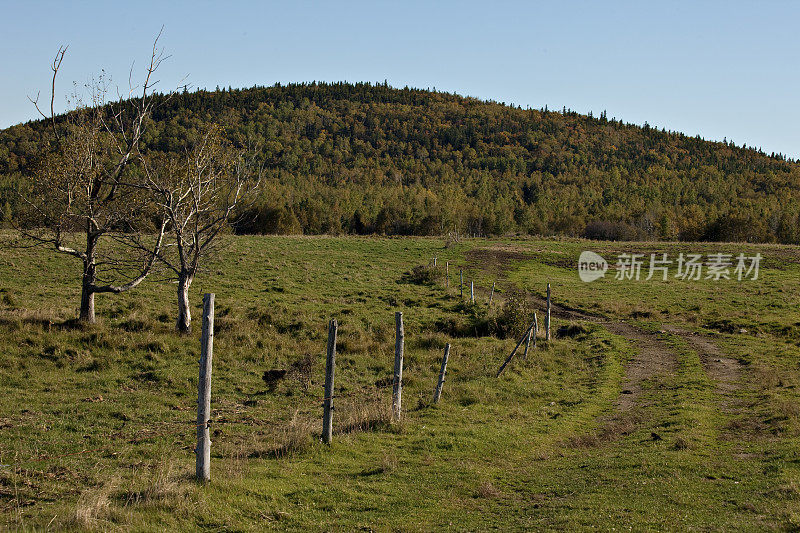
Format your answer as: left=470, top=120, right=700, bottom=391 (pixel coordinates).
left=467, top=245, right=744, bottom=423
left=661, top=324, right=742, bottom=395
left=603, top=321, right=677, bottom=412
left=534, top=296, right=742, bottom=421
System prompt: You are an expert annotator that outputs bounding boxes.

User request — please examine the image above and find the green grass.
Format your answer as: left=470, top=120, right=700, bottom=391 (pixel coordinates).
left=1, top=234, right=799, bottom=530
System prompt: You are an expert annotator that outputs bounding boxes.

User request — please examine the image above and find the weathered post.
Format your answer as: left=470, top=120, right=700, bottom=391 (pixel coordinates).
left=196, top=293, right=214, bottom=482
left=433, top=256, right=437, bottom=267
left=489, top=282, right=496, bottom=306
left=322, top=318, right=337, bottom=444
left=533, top=311, right=539, bottom=350
left=392, top=312, right=404, bottom=420
left=497, top=320, right=536, bottom=377
left=546, top=283, right=551, bottom=341
left=470, top=281, right=475, bottom=304
left=522, top=324, right=533, bottom=360
left=460, top=269, right=463, bottom=299
left=433, top=343, right=451, bottom=404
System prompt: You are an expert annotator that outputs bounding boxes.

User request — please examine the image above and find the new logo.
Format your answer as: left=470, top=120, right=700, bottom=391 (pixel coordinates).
left=578, top=251, right=608, bottom=282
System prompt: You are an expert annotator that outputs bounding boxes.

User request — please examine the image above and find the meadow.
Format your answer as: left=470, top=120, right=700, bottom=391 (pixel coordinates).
left=0, top=233, right=799, bottom=530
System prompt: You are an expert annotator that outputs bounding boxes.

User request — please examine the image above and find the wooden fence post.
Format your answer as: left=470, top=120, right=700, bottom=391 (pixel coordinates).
left=433, top=256, right=437, bottom=267
left=546, top=283, right=551, bottom=341
left=196, top=293, right=214, bottom=482
left=533, top=311, right=539, bottom=350
left=322, top=318, right=337, bottom=444
left=497, top=319, right=537, bottom=377
left=470, top=281, right=475, bottom=304
left=392, top=312, right=404, bottom=420
left=433, top=343, right=450, bottom=404
left=489, top=282, right=495, bottom=306
left=522, top=325, right=533, bottom=360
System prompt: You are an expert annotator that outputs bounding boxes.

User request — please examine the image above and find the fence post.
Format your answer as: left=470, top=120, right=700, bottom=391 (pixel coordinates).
left=489, top=282, right=495, bottom=306
left=196, top=293, right=214, bottom=482
left=392, top=312, right=404, bottom=420
left=497, top=320, right=536, bottom=377
left=522, top=325, right=533, bottom=360
left=433, top=343, right=451, bottom=404
left=322, top=318, right=337, bottom=444
left=546, top=283, right=551, bottom=341
left=433, top=256, right=437, bottom=267
left=460, top=269, right=463, bottom=299
left=533, top=311, right=539, bottom=350
left=470, top=281, right=475, bottom=304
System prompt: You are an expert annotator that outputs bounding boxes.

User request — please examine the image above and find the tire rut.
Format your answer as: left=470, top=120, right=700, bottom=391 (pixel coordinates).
left=659, top=324, right=742, bottom=396
left=540, top=299, right=679, bottom=417
left=543, top=300, right=743, bottom=435
left=602, top=321, right=678, bottom=413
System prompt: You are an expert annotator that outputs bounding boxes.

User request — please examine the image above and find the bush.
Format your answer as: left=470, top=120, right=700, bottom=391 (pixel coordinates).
left=402, top=264, right=443, bottom=285
left=495, top=290, right=535, bottom=339
left=701, top=214, right=772, bottom=243
left=584, top=220, right=640, bottom=241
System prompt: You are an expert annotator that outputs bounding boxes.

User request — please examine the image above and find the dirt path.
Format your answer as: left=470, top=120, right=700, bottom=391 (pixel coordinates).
left=660, top=324, right=742, bottom=395
left=469, top=246, right=744, bottom=424
left=541, top=298, right=742, bottom=422
left=602, top=321, right=677, bottom=412
left=529, top=296, right=679, bottom=415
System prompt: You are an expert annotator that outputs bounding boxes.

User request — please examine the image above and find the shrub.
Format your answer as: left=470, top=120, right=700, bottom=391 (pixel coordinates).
left=402, top=264, right=443, bottom=285
left=584, top=220, right=640, bottom=241
left=495, top=290, right=535, bottom=339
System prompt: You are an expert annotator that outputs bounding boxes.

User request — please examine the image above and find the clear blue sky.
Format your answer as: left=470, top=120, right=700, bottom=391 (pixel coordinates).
left=2, top=0, right=798, bottom=157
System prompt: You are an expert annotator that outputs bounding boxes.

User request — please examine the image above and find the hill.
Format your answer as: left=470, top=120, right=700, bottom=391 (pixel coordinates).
left=1, top=82, right=799, bottom=243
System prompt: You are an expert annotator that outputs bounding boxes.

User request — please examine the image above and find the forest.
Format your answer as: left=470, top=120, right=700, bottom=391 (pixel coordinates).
left=1, top=81, right=798, bottom=243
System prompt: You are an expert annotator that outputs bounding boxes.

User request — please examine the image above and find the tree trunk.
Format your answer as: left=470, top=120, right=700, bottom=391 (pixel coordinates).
left=79, top=269, right=95, bottom=323
left=79, top=234, right=98, bottom=323
left=177, top=271, right=194, bottom=334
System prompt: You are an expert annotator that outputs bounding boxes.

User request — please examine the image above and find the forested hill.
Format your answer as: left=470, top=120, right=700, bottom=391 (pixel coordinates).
left=2, top=82, right=799, bottom=243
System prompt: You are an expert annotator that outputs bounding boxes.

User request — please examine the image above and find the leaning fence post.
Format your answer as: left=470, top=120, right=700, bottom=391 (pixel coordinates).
left=392, top=312, right=404, bottom=420
left=522, top=325, right=533, bottom=360
left=497, top=320, right=536, bottom=377
left=322, top=318, right=337, bottom=444
left=196, top=293, right=214, bottom=482
left=546, top=283, right=551, bottom=341
left=433, top=343, right=451, bottom=404
left=470, top=281, right=475, bottom=304
left=533, top=311, right=539, bottom=350
left=489, top=282, right=495, bottom=306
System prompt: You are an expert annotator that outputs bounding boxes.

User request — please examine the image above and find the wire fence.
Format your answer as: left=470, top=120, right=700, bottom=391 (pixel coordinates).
left=0, top=387, right=373, bottom=470
left=1, top=256, right=543, bottom=477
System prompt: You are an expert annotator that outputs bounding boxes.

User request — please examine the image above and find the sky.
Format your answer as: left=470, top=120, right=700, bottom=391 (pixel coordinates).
left=1, top=0, right=798, bottom=158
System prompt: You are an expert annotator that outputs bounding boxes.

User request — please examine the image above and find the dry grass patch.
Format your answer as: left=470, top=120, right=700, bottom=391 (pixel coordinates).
left=473, top=481, right=503, bottom=499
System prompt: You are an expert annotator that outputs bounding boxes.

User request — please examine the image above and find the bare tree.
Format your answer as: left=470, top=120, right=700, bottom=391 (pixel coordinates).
left=17, top=36, right=169, bottom=323
left=143, top=126, right=260, bottom=333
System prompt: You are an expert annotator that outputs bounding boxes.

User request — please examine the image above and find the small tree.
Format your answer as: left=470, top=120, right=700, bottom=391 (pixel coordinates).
left=144, top=127, right=260, bottom=333
left=17, top=37, right=169, bottom=323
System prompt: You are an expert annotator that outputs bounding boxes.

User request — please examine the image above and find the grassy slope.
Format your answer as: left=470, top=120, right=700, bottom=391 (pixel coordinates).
left=0, top=234, right=798, bottom=530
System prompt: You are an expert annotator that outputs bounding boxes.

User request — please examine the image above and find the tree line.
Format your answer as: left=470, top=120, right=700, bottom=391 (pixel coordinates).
left=2, top=81, right=799, bottom=244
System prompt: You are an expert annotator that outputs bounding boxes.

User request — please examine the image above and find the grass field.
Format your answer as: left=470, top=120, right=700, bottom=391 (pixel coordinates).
left=1, top=234, right=799, bottom=531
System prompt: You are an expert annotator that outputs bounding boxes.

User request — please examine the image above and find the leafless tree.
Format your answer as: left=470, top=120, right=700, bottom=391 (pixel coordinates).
left=143, top=126, right=261, bottom=333
left=17, top=35, right=170, bottom=323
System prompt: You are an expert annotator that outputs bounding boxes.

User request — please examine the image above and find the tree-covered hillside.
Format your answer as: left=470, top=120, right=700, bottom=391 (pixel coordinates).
left=2, top=82, right=799, bottom=242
